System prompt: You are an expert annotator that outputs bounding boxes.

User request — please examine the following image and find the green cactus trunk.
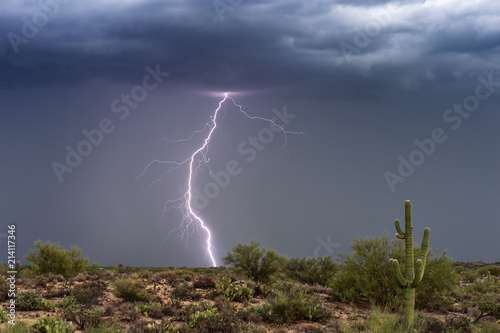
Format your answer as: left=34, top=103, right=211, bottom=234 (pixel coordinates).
left=389, top=200, right=430, bottom=330
left=404, top=288, right=415, bottom=328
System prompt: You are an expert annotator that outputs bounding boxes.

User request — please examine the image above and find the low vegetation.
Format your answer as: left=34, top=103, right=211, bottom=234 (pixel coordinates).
left=0, top=236, right=498, bottom=332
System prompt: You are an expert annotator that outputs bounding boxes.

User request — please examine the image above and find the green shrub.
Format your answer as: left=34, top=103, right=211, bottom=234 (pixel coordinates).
left=60, top=304, right=103, bottom=330
left=265, top=283, right=330, bottom=323
left=445, top=316, right=472, bottom=333
left=422, top=316, right=447, bottom=333
left=222, top=240, right=286, bottom=283
left=333, top=234, right=458, bottom=311
left=341, top=309, right=430, bottom=333
left=189, top=301, right=219, bottom=327
left=25, top=240, right=89, bottom=278
left=70, top=281, right=105, bottom=305
left=0, top=307, right=8, bottom=323
left=472, top=292, right=500, bottom=323
left=467, top=275, right=500, bottom=295
left=462, top=269, right=479, bottom=283
left=135, top=302, right=162, bottom=317
left=146, top=320, right=179, bottom=333
left=415, top=251, right=460, bottom=311
left=195, top=310, right=237, bottom=333
left=17, top=290, right=43, bottom=311
left=112, top=278, right=151, bottom=302
left=0, top=320, right=30, bottom=333
left=171, top=282, right=193, bottom=300
left=285, top=255, right=338, bottom=286
left=31, top=315, right=74, bottom=333
left=85, top=321, right=125, bottom=333
left=475, top=322, right=500, bottom=333
left=215, top=276, right=253, bottom=302
left=193, top=275, right=216, bottom=289
left=478, top=265, right=500, bottom=277
left=333, top=234, right=405, bottom=308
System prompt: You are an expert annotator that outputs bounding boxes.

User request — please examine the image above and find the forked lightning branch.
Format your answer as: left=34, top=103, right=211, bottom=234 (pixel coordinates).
left=136, top=93, right=302, bottom=267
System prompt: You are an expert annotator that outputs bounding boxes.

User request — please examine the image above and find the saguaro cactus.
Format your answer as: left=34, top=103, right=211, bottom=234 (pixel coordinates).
left=389, top=200, right=430, bottom=329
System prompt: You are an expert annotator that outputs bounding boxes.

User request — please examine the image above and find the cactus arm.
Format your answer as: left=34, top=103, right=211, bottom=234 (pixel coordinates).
left=412, top=227, right=430, bottom=286
left=390, top=258, right=408, bottom=288
left=412, top=259, right=424, bottom=288
left=395, top=219, right=405, bottom=239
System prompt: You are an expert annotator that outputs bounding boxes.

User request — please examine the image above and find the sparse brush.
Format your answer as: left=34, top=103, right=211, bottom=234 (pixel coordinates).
left=193, top=274, right=216, bottom=289
left=17, top=290, right=43, bottom=311
left=70, top=281, right=106, bottom=305
left=31, top=315, right=74, bottom=333
left=112, top=277, right=151, bottom=302
left=285, top=255, right=338, bottom=287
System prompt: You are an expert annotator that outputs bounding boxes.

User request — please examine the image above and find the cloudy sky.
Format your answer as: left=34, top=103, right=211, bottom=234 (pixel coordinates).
left=1, top=0, right=499, bottom=267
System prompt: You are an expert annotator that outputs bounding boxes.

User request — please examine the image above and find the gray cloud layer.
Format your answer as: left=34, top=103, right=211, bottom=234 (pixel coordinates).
left=2, top=0, right=499, bottom=97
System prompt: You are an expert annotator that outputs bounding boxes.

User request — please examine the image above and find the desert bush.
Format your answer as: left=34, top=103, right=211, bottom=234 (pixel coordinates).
left=478, top=265, right=500, bottom=277
left=195, top=309, right=237, bottom=333
left=0, top=321, right=31, bottom=333
left=462, top=269, right=479, bottom=283
left=193, top=274, right=216, bottom=289
left=46, top=273, right=66, bottom=283
left=61, top=304, right=103, bottom=330
left=85, top=321, right=125, bottom=333
left=333, top=234, right=405, bottom=308
left=237, top=323, right=268, bottom=333
left=285, top=255, right=338, bottom=287
left=145, top=319, right=181, bottom=333
left=264, top=283, right=330, bottom=324
left=333, top=234, right=458, bottom=311
left=70, top=281, right=106, bottom=305
left=72, top=273, right=87, bottom=282
left=135, top=302, right=163, bottom=319
left=421, top=316, right=447, bottom=333
left=341, top=308, right=429, bottom=333
left=17, top=290, right=43, bottom=311
left=175, top=303, right=203, bottom=322
left=112, top=277, right=151, bottom=302
left=445, top=316, right=472, bottom=332
left=467, top=274, right=500, bottom=295
left=416, top=251, right=460, bottom=311
left=187, top=301, right=237, bottom=332
left=25, top=240, right=89, bottom=278
left=120, top=303, right=140, bottom=322
left=161, top=303, right=177, bottom=317
left=472, top=292, right=500, bottom=323
left=171, top=281, right=193, bottom=300
left=0, top=307, right=8, bottom=323
left=475, top=322, right=500, bottom=333
left=127, top=319, right=150, bottom=333
left=31, top=315, right=74, bottom=333
left=215, top=276, right=254, bottom=302
left=222, top=240, right=286, bottom=283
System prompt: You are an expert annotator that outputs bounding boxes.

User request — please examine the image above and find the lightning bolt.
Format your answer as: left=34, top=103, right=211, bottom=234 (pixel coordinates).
left=136, top=93, right=303, bottom=267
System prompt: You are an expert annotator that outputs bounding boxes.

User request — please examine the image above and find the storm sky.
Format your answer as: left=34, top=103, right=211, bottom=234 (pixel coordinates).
left=1, top=0, right=499, bottom=267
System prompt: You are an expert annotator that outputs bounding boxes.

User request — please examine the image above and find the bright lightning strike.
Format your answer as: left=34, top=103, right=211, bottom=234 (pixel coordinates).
left=136, top=93, right=303, bottom=267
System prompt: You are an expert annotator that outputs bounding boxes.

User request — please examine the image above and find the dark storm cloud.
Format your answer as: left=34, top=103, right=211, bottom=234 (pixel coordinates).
left=1, top=0, right=499, bottom=97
